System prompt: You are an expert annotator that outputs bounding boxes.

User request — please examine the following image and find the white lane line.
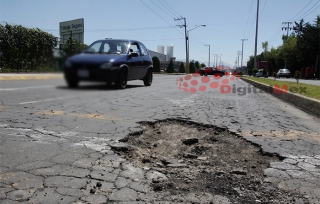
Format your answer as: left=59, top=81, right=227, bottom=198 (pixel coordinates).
left=0, top=85, right=54, bottom=91
left=19, top=95, right=77, bottom=105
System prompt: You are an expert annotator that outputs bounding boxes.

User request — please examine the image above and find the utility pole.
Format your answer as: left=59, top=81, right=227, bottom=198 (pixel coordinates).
left=175, top=17, right=188, bottom=73
left=237, top=51, right=241, bottom=69
left=204, top=45, right=210, bottom=67
left=282, top=22, right=292, bottom=38
left=281, top=21, right=292, bottom=68
left=254, top=0, right=259, bottom=69
left=241, top=39, right=248, bottom=68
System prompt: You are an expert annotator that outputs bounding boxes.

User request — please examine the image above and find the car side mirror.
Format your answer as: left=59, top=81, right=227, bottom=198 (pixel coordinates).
left=129, top=52, right=139, bottom=57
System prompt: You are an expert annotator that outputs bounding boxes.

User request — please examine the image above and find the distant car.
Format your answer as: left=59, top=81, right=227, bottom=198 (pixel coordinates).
left=255, top=69, right=268, bottom=78
left=63, top=39, right=153, bottom=89
left=277, top=69, right=291, bottom=78
left=196, top=67, right=225, bottom=77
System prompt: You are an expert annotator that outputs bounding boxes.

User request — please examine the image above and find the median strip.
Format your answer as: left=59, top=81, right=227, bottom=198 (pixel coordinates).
left=241, top=77, right=320, bottom=117
left=0, top=74, right=63, bottom=81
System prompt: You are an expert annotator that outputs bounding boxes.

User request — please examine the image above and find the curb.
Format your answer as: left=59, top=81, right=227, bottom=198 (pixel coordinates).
left=241, top=77, right=320, bottom=118
left=0, top=73, right=63, bottom=81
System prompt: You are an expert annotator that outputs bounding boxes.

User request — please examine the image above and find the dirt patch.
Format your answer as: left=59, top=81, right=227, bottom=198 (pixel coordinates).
left=115, top=119, right=308, bottom=203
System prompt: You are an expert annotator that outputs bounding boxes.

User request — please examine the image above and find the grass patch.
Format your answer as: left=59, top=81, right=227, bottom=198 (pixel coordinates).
left=242, top=76, right=320, bottom=100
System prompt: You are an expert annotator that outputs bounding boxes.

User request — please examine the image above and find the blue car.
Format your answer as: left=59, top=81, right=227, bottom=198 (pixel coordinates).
left=63, top=39, right=153, bottom=89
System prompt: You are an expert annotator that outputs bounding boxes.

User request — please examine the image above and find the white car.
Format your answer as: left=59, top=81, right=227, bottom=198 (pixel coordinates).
left=255, top=69, right=268, bottom=78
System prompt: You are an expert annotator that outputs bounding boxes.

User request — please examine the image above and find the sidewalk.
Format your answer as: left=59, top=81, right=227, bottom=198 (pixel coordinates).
left=0, top=73, right=63, bottom=80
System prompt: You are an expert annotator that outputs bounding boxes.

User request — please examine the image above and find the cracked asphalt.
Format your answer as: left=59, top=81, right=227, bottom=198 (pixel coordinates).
left=0, top=74, right=319, bottom=203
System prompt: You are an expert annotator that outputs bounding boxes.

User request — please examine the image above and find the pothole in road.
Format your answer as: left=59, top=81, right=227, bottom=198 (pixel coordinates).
left=114, top=119, right=308, bottom=203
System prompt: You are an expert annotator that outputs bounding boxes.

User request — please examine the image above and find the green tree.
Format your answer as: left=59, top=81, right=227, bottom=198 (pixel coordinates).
left=200, top=63, right=206, bottom=68
left=59, top=36, right=87, bottom=58
left=195, top=61, right=200, bottom=70
left=179, top=62, right=186, bottom=73
left=166, top=59, right=174, bottom=73
left=152, top=56, right=160, bottom=72
left=278, top=35, right=298, bottom=70
left=252, top=68, right=259, bottom=76
left=262, top=41, right=269, bottom=53
left=189, top=60, right=196, bottom=73
left=293, top=17, right=320, bottom=77
left=0, top=23, right=58, bottom=72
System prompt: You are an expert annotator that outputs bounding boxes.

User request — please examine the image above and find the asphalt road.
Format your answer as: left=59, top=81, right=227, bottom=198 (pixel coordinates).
left=1, top=74, right=320, bottom=203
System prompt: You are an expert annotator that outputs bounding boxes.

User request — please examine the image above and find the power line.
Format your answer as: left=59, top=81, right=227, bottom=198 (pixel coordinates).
left=259, top=0, right=267, bottom=20
left=158, top=0, right=178, bottom=18
left=288, top=0, right=315, bottom=21
left=293, top=0, right=320, bottom=21
left=268, top=26, right=283, bottom=43
left=296, top=4, right=320, bottom=21
left=150, top=1, right=176, bottom=19
left=85, top=26, right=174, bottom=32
left=143, top=37, right=184, bottom=41
left=139, top=0, right=183, bottom=35
left=159, top=0, right=183, bottom=25
left=162, top=0, right=182, bottom=18
left=242, top=0, right=254, bottom=39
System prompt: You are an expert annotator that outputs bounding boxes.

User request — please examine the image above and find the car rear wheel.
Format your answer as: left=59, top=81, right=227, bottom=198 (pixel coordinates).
left=143, top=69, right=153, bottom=86
left=116, top=69, right=127, bottom=89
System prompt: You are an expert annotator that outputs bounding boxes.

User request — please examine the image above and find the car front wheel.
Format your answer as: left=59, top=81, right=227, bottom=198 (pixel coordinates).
left=66, top=76, right=79, bottom=88
left=116, top=69, right=127, bottom=89
left=143, top=69, right=153, bottom=86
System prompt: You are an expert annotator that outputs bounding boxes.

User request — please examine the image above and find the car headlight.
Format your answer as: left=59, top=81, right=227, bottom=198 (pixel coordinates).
left=100, top=62, right=113, bottom=69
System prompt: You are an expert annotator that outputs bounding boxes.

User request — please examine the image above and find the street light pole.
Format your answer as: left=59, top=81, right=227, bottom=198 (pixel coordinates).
left=187, top=25, right=205, bottom=73
left=204, top=45, right=210, bottom=67
left=254, top=0, right=260, bottom=69
left=241, top=39, right=247, bottom=68
left=212, top=54, right=219, bottom=68
left=213, top=54, right=216, bottom=67
left=174, top=17, right=188, bottom=73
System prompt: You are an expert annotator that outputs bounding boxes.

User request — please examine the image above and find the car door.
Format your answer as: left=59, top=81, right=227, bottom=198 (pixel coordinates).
left=139, top=42, right=152, bottom=78
left=128, top=42, right=144, bottom=80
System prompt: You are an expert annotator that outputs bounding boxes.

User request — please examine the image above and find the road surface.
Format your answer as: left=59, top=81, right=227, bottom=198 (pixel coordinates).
left=0, top=74, right=319, bottom=203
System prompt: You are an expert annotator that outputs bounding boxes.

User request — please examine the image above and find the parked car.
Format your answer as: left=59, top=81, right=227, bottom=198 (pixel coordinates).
left=196, top=67, right=225, bottom=77
left=255, top=69, right=268, bottom=78
left=63, top=39, right=153, bottom=89
left=277, top=69, right=291, bottom=78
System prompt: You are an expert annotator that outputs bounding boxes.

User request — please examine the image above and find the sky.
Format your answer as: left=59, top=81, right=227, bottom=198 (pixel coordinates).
left=0, top=0, right=319, bottom=67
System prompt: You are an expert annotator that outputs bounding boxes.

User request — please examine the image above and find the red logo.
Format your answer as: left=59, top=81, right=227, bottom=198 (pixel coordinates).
left=176, top=72, right=241, bottom=93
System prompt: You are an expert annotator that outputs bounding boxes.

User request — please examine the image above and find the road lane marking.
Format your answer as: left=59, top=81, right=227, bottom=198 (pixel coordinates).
left=19, top=95, right=78, bottom=105
left=0, top=85, right=54, bottom=91
left=35, top=110, right=126, bottom=121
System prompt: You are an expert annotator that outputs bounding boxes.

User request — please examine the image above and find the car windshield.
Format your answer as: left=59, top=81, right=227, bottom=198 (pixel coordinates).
left=84, top=40, right=129, bottom=54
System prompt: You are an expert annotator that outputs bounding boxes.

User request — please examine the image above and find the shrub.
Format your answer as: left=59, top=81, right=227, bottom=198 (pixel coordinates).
left=166, top=59, right=174, bottom=73
left=294, top=70, right=300, bottom=84
left=262, top=69, right=267, bottom=77
left=272, top=72, right=277, bottom=80
left=189, top=60, right=196, bottom=73
left=179, top=62, right=186, bottom=73
left=252, top=68, right=259, bottom=75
